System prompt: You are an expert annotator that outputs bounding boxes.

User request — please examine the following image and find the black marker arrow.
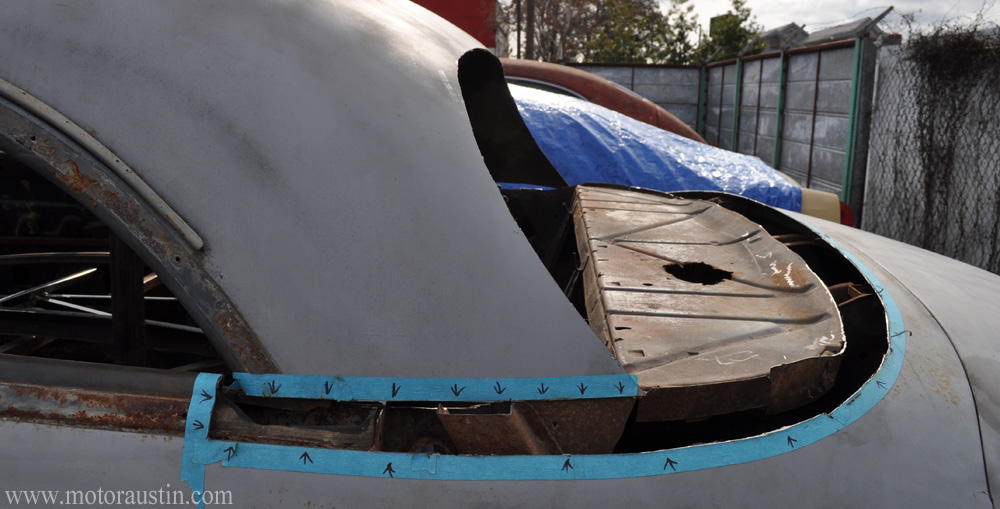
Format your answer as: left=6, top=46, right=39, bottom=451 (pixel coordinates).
left=224, top=446, right=237, bottom=461
left=562, top=458, right=573, bottom=471
left=199, top=389, right=213, bottom=403
left=616, top=381, right=626, bottom=394
left=392, top=383, right=401, bottom=398
left=300, top=452, right=313, bottom=465
left=876, top=380, right=887, bottom=390
left=450, top=384, right=465, bottom=397
left=192, top=420, right=204, bottom=431
left=577, top=383, right=588, bottom=395
left=538, top=383, right=549, bottom=395
left=383, top=463, right=395, bottom=478
left=663, top=458, right=677, bottom=471
left=267, top=380, right=281, bottom=395
left=324, top=381, right=334, bottom=395
left=787, top=436, right=797, bottom=448
left=494, top=381, right=506, bottom=395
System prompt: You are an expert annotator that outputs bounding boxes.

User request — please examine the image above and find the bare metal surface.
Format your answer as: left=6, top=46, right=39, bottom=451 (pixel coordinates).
left=573, top=187, right=844, bottom=420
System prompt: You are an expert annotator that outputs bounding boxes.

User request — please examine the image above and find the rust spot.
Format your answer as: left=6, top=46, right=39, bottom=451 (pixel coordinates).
left=11, top=384, right=70, bottom=405
left=213, top=307, right=275, bottom=373
left=55, top=160, right=98, bottom=195
left=2, top=383, right=188, bottom=435
left=89, top=198, right=98, bottom=207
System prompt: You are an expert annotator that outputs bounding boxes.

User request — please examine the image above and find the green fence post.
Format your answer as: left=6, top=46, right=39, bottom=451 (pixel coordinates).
left=842, top=37, right=864, bottom=203
left=772, top=51, right=788, bottom=169
left=697, top=65, right=708, bottom=137
left=731, top=58, right=743, bottom=151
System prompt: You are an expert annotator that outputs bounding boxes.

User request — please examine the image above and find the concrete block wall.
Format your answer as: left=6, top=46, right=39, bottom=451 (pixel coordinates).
left=569, top=42, right=876, bottom=215
left=574, top=64, right=701, bottom=130
left=777, top=47, right=855, bottom=194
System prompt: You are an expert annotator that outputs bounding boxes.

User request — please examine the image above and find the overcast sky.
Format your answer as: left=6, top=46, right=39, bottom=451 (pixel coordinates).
left=674, top=0, right=999, bottom=37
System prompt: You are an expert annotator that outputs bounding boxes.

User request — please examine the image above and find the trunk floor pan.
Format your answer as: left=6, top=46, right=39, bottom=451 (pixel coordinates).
left=573, top=186, right=844, bottom=421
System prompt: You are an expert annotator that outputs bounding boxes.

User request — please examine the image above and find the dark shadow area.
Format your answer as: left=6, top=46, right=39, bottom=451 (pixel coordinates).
left=457, top=48, right=567, bottom=188
left=663, top=262, right=733, bottom=285
left=0, top=151, right=226, bottom=373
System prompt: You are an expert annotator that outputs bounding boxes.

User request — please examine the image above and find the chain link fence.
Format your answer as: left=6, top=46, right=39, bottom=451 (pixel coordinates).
left=863, top=32, right=1000, bottom=274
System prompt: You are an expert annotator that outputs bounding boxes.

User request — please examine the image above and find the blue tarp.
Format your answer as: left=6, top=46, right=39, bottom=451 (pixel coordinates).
left=510, top=85, right=802, bottom=212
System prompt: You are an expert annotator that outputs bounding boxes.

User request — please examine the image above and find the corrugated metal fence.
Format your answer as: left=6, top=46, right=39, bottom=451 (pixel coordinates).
left=575, top=38, right=877, bottom=220
left=575, top=37, right=1000, bottom=274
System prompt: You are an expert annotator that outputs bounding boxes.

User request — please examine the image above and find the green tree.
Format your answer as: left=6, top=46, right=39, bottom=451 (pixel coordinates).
left=662, top=0, right=698, bottom=64
left=583, top=0, right=672, bottom=63
left=693, top=0, right=767, bottom=63
left=497, top=0, right=699, bottom=64
left=496, top=0, right=603, bottom=62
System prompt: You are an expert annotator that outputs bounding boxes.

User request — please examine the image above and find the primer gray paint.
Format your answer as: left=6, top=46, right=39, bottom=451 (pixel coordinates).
left=0, top=0, right=625, bottom=378
left=1, top=220, right=994, bottom=506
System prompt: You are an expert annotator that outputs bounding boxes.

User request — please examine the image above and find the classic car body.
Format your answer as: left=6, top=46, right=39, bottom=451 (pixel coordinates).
left=501, top=61, right=846, bottom=224
left=0, top=1, right=996, bottom=507
left=500, top=57, right=706, bottom=143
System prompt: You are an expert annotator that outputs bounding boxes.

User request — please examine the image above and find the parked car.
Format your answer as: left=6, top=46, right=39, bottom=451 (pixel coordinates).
left=501, top=57, right=706, bottom=143
left=0, top=2, right=996, bottom=507
left=502, top=59, right=850, bottom=225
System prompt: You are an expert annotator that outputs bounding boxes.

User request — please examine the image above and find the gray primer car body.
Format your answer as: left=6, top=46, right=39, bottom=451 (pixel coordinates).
left=0, top=1, right=996, bottom=507
left=0, top=0, right=623, bottom=379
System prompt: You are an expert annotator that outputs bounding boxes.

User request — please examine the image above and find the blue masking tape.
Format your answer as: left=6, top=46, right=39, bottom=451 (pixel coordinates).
left=180, top=230, right=905, bottom=486
left=231, top=373, right=640, bottom=402
left=180, top=373, right=224, bottom=509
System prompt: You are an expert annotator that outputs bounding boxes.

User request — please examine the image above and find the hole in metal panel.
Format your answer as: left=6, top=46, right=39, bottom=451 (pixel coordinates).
left=663, top=262, right=733, bottom=285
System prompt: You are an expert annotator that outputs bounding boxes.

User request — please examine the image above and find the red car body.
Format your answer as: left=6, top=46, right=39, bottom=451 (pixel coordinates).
left=500, top=58, right=706, bottom=144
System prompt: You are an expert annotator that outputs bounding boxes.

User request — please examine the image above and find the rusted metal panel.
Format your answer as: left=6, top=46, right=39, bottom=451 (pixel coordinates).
left=0, top=382, right=189, bottom=435
left=209, top=396, right=378, bottom=451
left=438, top=398, right=634, bottom=455
left=438, top=403, right=561, bottom=455
left=0, top=353, right=196, bottom=434
left=572, top=186, right=844, bottom=421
